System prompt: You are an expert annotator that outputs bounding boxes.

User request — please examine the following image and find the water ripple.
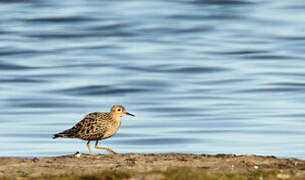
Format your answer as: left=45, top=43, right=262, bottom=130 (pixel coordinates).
left=22, top=16, right=98, bottom=23
left=50, top=85, right=150, bottom=96
left=189, top=0, right=256, bottom=5
left=124, top=65, right=229, bottom=74
left=114, top=138, right=201, bottom=145
left=0, top=0, right=305, bottom=159
left=0, top=62, right=36, bottom=70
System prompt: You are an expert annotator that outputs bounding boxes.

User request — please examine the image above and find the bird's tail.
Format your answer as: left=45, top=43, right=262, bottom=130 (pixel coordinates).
left=53, top=129, right=77, bottom=139
left=53, top=133, right=64, bottom=139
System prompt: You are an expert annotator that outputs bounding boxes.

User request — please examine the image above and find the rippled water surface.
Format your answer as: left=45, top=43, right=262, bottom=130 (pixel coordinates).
left=1, top=0, right=305, bottom=158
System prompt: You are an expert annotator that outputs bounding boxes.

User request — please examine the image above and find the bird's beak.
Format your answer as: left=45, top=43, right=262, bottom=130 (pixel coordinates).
left=125, top=112, right=135, bottom=117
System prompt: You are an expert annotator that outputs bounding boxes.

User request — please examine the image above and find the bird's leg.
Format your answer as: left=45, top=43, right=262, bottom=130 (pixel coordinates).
left=87, top=140, right=93, bottom=155
left=95, top=140, right=117, bottom=154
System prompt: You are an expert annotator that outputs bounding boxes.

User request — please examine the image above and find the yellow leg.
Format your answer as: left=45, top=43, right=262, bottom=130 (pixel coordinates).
left=87, top=140, right=93, bottom=155
left=95, top=140, right=117, bottom=154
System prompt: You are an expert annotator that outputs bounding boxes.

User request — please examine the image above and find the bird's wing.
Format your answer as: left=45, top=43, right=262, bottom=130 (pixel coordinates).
left=75, top=112, right=110, bottom=138
left=53, top=112, right=100, bottom=139
left=53, top=112, right=110, bottom=139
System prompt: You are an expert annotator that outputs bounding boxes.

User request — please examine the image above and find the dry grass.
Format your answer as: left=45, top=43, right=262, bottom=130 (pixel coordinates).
left=164, top=168, right=278, bottom=180
left=2, top=168, right=304, bottom=180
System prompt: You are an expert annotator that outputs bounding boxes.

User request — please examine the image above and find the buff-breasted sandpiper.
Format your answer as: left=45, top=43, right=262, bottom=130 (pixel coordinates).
left=53, top=105, right=135, bottom=155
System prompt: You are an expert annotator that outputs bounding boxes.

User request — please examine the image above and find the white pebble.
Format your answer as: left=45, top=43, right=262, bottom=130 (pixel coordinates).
left=74, top=152, right=82, bottom=158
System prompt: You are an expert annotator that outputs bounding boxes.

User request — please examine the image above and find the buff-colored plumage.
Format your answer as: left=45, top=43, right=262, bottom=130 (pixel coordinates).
left=53, top=105, right=135, bottom=155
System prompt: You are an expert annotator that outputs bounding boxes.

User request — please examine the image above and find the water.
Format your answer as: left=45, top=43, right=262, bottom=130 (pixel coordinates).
left=0, top=0, right=305, bottom=159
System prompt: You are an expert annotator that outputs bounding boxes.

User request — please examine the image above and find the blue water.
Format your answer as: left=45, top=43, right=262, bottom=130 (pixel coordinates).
left=0, top=0, right=305, bottom=159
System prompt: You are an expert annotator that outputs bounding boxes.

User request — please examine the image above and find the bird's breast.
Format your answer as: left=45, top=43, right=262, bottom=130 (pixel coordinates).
left=103, top=119, right=121, bottom=139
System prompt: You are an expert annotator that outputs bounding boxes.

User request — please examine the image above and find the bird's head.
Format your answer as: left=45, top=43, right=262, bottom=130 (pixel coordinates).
left=110, top=105, right=135, bottom=117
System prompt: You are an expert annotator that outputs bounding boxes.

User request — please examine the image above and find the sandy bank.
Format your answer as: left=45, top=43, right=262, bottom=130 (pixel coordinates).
left=1, top=153, right=305, bottom=179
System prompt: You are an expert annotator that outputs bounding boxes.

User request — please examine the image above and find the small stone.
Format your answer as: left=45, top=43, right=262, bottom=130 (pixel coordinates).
left=74, top=152, right=81, bottom=158
left=32, top=158, right=39, bottom=163
left=277, top=173, right=290, bottom=179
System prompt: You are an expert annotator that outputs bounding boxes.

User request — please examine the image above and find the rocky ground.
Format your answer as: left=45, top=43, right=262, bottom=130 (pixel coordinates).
left=1, top=153, right=305, bottom=180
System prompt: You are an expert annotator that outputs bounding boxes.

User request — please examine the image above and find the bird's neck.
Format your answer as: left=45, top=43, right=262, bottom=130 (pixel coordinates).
left=110, top=113, right=122, bottom=129
left=110, top=113, right=121, bottom=122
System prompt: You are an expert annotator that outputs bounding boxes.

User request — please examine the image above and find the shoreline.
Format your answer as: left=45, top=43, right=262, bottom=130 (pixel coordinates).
left=1, top=153, right=305, bottom=179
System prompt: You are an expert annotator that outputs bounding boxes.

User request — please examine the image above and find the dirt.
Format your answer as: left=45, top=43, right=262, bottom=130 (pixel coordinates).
left=0, top=153, right=305, bottom=179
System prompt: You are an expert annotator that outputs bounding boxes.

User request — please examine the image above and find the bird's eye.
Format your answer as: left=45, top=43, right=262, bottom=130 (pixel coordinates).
left=117, top=108, right=121, bottom=111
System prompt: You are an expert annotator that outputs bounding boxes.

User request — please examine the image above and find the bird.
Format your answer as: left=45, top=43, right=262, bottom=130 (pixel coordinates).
left=53, top=105, right=135, bottom=155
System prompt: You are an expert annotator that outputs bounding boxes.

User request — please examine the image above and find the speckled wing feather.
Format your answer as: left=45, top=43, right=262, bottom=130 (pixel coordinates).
left=53, top=112, right=111, bottom=140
